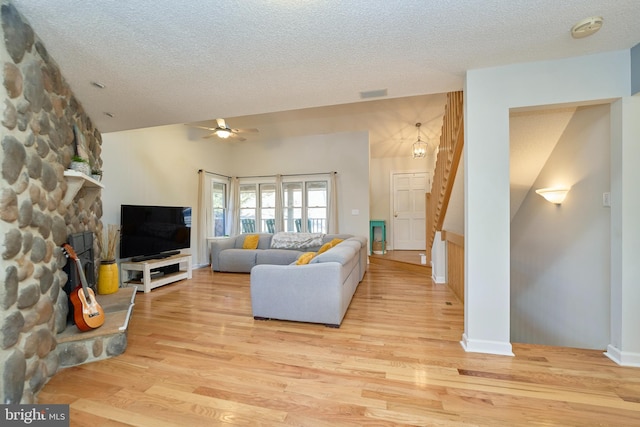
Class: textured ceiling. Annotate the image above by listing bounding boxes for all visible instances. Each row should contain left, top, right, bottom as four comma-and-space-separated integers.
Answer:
9, 0, 640, 135
7, 1, 640, 204
187, 93, 448, 159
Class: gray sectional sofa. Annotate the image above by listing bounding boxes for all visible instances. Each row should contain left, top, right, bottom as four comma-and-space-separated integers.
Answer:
210, 232, 356, 273
251, 235, 367, 327
209, 232, 368, 327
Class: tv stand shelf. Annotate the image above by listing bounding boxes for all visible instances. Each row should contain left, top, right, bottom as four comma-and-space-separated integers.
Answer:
120, 253, 192, 293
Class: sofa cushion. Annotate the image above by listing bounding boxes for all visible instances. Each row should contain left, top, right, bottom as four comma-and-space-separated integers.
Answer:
256, 249, 302, 266
346, 236, 367, 248
340, 240, 362, 252
321, 234, 353, 245
257, 234, 274, 250
310, 245, 356, 265
219, 249, 258, 273
242, 234, 260, 249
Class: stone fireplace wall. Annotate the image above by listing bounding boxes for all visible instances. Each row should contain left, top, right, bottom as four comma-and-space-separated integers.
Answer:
0, 2, 104, 403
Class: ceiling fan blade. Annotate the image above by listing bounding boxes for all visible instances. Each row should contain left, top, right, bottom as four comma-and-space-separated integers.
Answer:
232, 128, 259, 134
229, 133, 246, 142
192, 125, 217, 131
216, 118, 226, 129
202, 133, 217, 139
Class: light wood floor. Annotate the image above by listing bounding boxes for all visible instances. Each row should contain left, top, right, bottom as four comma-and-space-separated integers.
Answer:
39, 264, 640, 426
370, 250, 425, 265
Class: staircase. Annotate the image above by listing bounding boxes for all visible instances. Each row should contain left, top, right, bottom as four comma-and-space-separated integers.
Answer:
426, 91, 464, 262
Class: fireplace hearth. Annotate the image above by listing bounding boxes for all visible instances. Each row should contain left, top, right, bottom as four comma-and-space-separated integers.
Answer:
56, 231, 136, 370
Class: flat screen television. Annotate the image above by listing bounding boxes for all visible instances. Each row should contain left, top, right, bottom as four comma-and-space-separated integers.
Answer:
120, 205, 192, 260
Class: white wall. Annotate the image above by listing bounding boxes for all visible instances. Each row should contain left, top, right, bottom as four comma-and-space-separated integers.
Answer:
101, 126, 369, 265
464, 50, 632, 357
230, 131, 370, 239
510, 104, 610, 349
609, 96, 640, 366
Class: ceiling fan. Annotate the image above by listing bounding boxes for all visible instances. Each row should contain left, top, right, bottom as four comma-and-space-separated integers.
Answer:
191, 118, 258, 142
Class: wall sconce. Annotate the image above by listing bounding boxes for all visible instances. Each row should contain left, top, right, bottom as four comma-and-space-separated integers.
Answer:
535, 188, 570, 205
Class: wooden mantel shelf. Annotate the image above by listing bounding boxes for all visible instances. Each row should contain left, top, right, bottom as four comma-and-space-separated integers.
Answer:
63, 169, 104, 206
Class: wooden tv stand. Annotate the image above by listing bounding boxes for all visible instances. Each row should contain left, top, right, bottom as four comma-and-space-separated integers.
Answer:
120, 253, 192, 293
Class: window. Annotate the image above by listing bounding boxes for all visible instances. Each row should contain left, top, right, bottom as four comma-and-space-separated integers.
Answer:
282, 182, 302, 232
204, 174, 331, 236
211, 182, 226, 236
281, 179, 328, 232
239, 184, 257, 233
260, 183, 276, 233
306, 181, 327, 233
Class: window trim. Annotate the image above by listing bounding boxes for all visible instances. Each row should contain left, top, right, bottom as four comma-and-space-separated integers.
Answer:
207, 175, 228, 238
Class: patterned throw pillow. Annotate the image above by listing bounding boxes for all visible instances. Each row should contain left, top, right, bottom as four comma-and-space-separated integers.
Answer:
242, 234, 260, 249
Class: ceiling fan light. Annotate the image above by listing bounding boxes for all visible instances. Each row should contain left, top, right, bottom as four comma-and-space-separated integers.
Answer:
216, 129, 232, 139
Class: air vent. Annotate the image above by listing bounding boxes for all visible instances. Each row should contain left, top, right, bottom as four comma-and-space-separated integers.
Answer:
571, 16, 603, 39
359, 88, 388, 99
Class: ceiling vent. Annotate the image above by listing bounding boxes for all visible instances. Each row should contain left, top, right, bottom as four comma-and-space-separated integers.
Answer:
360, 89, 388, 99
571, 16, 603, 39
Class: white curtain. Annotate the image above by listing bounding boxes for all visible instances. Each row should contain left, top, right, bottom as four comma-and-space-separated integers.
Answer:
328, 171, 338, 233
227, 177, 240, 236
275, 174, 283, 232
196, 170, 208, 265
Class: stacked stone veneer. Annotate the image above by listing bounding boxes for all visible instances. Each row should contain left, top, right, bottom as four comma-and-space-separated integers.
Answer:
0, 2, 118, 404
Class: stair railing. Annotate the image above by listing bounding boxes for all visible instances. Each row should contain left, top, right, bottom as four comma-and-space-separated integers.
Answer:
426, 91, 464, 262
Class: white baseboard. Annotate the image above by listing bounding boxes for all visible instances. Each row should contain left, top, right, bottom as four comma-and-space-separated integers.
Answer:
460, 333, 514, 356
432, 273, 446, 284
430, 261, 446, 284
605, 344, 640, 367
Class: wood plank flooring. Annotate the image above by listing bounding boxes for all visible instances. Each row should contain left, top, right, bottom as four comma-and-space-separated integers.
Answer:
369, 250, 431, 275
369, 249, 425, 265
39, 264, 640, 426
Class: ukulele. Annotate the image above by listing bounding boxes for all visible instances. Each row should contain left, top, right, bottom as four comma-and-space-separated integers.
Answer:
62, 244, 105, 331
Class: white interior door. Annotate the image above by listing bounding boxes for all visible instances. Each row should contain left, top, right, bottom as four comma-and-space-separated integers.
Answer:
392, 173, 427, 250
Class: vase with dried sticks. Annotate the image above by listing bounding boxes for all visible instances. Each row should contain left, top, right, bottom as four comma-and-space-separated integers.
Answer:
98, 224, 120, 295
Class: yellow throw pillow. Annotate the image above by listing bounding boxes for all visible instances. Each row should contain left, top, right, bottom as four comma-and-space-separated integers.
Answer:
242, 234, 260, 249
329, 238, 343, 247
317, 242, 333, 254
296, 252, 316, 265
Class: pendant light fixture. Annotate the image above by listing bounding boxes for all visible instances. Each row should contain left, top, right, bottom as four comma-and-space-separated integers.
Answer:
412, 122, 427, 159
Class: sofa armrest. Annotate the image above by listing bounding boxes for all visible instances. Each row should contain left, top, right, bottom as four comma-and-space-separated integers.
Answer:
250, 263, 347, 325
210, 237, 237, 271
